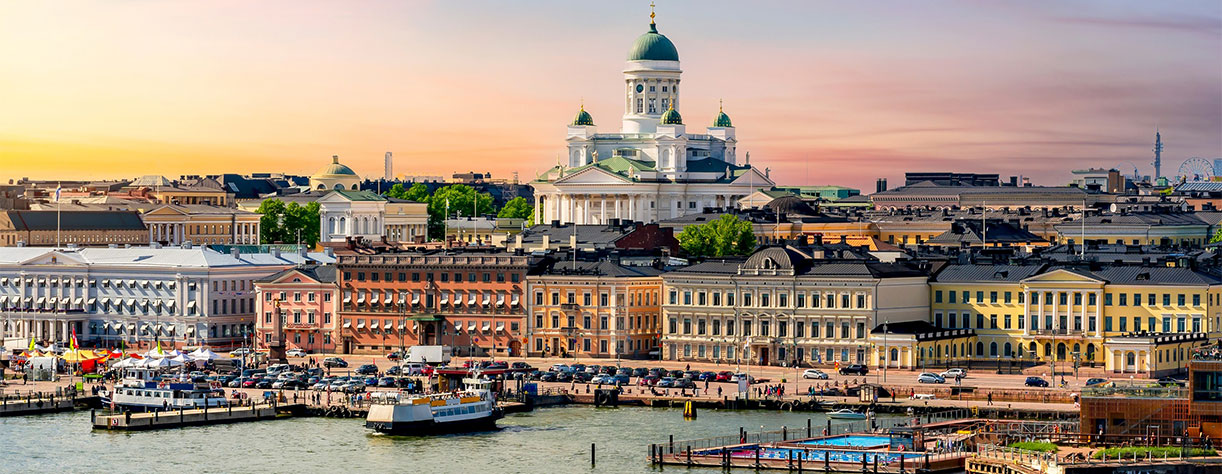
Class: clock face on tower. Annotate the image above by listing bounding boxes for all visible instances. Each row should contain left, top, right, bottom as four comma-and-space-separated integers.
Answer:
636, 84, 644, 93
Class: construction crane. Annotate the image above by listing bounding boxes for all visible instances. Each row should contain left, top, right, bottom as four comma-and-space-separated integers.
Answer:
1118, 162, 1141, 181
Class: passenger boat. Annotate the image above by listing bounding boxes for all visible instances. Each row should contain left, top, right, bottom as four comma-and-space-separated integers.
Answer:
827, 408, 867, 420
101, 367, 228, 411
365, 372, 502, 435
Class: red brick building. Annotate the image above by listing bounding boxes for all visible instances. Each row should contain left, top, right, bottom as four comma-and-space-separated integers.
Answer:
334, 246, 543, 356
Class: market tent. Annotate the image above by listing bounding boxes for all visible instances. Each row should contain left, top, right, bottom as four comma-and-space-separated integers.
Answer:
145, 357, 182, 368
189, 348, 224, 361
60, 349, 104, 363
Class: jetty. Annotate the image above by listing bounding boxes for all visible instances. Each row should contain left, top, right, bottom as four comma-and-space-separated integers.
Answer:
91, 403, 298, 431
0, 395, 76, 416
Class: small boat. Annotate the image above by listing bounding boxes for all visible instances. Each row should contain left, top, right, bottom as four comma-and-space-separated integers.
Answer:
827, 408, 867, 420
365, 370, 503, 435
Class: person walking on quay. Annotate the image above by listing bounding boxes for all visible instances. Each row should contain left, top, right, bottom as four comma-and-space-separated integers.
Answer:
987, 393, 993, 406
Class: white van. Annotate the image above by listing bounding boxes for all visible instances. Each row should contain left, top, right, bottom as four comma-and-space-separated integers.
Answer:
401, 363, 426, 375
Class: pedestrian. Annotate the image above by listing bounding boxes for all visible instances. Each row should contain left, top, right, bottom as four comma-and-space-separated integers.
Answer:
987, 393, 993, 406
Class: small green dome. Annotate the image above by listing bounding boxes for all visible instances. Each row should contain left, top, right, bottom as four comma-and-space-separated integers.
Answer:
627, 23, 679, 61
713, 111, 732, 128
660, 104, 683, 125
316, 155, 357, 177
572, 106, 594, 126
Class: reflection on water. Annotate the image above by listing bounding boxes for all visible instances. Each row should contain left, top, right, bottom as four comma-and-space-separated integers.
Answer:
1, 406, 894, 473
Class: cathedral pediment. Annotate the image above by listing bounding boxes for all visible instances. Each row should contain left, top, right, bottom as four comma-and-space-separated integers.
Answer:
554, 166, 633, 185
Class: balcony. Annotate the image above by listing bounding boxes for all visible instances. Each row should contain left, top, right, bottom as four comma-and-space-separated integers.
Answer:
1029, 328, 1089, 338
560, 303, 580, 311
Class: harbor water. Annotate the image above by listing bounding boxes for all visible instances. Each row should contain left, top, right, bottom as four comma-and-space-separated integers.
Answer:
1, 406, 897, 472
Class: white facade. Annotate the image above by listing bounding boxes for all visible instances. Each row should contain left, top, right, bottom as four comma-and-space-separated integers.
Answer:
318, 191, 428, 243
0, 246, 334, 349
533, 19, 772, 225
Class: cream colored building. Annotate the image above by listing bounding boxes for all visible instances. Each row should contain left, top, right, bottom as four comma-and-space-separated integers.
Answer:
311, 155, 361, 191
141, 204, 262, 246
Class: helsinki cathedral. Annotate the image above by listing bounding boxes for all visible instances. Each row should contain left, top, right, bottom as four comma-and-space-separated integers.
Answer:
532, 10, 772, 225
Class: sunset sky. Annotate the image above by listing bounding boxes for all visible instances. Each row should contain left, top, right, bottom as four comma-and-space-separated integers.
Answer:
1, 1, 1219, 192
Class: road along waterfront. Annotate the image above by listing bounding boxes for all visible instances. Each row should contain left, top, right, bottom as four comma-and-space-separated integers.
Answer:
0, 405, 897, 472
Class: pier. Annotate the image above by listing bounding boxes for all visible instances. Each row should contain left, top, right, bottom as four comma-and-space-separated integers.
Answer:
0, 395, 76, 416
91, 403, 293, 431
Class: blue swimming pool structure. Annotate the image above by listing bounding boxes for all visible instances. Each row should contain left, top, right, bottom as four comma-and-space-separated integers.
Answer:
797, 435, 893, 448
694, 445, 925, 465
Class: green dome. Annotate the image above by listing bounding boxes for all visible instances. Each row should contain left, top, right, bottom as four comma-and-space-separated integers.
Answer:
713, 111, 733, 128
660, 105, 683, 125
316, 156, 357, 177
627, 23, 679, 61
572, 106, 594, 126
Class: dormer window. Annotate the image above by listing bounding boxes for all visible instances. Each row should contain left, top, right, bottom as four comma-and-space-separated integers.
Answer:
762, 258, 773, 269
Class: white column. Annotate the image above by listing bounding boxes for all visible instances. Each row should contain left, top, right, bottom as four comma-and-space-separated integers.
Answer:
601, 195, 607, 224
1023, 289, 1030, 336
583, 196, 590, 224
628, 195, 636, 221
1094, 290, 1102, 337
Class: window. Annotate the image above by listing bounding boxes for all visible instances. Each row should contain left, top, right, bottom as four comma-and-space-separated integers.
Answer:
683, 291, 692, 305
989, 292, 998, 304
1105, 293, 1113, 306
712, 319, 720, 335
1194, 294, 1201, 306
712, 292, 722, 306
1178, 294, 1186, 306
535, 292, 544, 305
795, 293, 804, 308
777, 321, 787, 337
1105, 317, 1113, 332
742, 292, 752, 307
779, 293, 788, 307
1004, 292, 1012, 304
697, 292, 706, 306
976, 291, 984, 303
841, 294, 850, 308
935, 291, 943, 303
668, 291, 677, 305
948, 291, 957, 304
668, 318, 677, 334
742, 321, 751, 336
855, 322, 865, 338
856, 294, 866, 309
840, 323, 850, 339
760, 293, 770, 307
825, 294, 835, 308
697, 319, 706, 335
760, 321, 769, 336
583, 293, 591, 306
600, 293, 608, 307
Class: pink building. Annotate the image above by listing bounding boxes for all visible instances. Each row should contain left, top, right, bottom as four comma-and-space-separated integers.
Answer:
254, 265, 339, 354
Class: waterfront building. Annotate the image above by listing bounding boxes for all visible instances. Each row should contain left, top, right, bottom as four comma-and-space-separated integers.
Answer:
660, 246, 929, 366
0, 245, 333, 350
333, 246, 542, 356
531, 14, 771, 225
318, 190, 428, 243
141, 204, 261, 246
311, 155, 361, 191
1080, 353, 1221, 439
525, 258, 662, 359
253, 264, 339, 354
0, 210, 147, 247
929, 263, 1219, 375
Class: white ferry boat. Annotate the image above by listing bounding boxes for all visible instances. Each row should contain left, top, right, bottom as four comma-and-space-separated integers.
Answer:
102, 367, 228, 411
365, 374, 502, 435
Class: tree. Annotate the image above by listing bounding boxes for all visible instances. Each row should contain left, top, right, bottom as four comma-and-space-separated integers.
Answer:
255, 198, 321, 247
1212, 227, 1222, 244
677, 214, 757, 257
386, 182, 430, 202
426, 184, 494, 239
497, 196, 534, 225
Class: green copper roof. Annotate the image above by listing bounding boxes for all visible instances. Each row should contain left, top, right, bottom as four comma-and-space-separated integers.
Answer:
627, 23, 679, 61
660, 105, 683, 125
713, 110, 733, 127
331, 189, 385, 201
572, 107, 594, 126
315, 156, 358, 177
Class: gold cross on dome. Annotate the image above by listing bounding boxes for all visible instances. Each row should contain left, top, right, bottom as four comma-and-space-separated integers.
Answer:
650, 2, 656, 23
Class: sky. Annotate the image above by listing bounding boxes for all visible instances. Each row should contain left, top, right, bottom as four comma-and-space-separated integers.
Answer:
0, 1, 1219, 192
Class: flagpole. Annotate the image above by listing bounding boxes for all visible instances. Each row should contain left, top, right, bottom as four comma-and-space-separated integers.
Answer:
56, 182, 62, 249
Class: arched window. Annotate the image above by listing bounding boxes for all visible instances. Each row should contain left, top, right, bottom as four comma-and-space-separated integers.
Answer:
975, 341, 984, 356
339, 217, 346, 234
1126, 351, 1136, 366
889, 348, 898, 364
989, 342, 998, 356
1004, 342, 1012, 356
317, 184, 325, 190
334, 183, 344, 190
328, 217, 336, 234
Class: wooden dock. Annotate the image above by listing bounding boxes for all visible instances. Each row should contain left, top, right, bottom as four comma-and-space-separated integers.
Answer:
91, 403, 290, 431
0, 396, 76, 416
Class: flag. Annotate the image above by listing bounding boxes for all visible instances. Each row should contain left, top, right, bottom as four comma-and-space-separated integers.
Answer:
70, 326, 79, 350
54, 186, 62, 202
29, 336, 35, 352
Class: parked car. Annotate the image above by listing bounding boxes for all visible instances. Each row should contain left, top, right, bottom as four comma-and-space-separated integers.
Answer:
939, 368, 967, 379
539, 372, 558, 382
341, 380, 366, 393
355, 364, 379, 375
917, 373, 945, 384
550, 364, 570, 373
242, 378, 260, 388
1024, 376, 1049, 387
572, 372, 593, 383
657, 377, 676, 388
715, 371, 733, 383
1157, 376, 1185, 387
729, 373, 754, 384
555, 372, 573, 383
286, 349, 307, 357
697, 371, 717, 381
672, 378, 696, 389
638, 375, 659, 386
631, 368, 648, 378
385, 351, 403, 361
612, 374, 630, 385
585, 365, 602, 374
668, 369, 685, 378
385, 365, 402, 376
838, 364, 869, 376
255, 378, 275, 389
324, 357, 348, 368
401, 363, 426, 375
802, 369, 829, 380
510, 362, 533, 370
1084, 378, 1108, 386
229, 348, 252, 357
590, 374, 614, 384
378, 377, 396, 387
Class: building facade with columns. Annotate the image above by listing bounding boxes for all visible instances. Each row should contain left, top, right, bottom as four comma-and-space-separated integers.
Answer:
531, 15, 771, 226
141, 204, 261, 246
660, 246, 930, 366
318, 190, 428, 244
929, 264, 1221, 376
0, 245, 334, 351
253, 264, 340, 355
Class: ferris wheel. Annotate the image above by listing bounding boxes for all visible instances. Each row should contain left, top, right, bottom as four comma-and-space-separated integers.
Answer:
1178, 157, 1214, 182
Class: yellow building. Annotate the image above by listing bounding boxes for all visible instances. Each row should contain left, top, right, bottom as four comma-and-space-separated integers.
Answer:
525, 260, 662, 359
927, 264, 1219, 377
1053, 212, 1210, 246
141, 204, 262, 245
